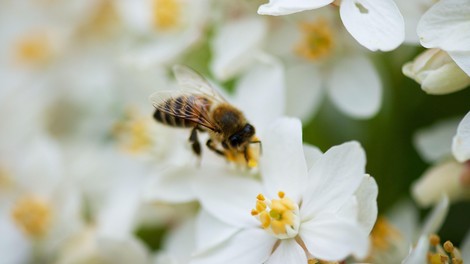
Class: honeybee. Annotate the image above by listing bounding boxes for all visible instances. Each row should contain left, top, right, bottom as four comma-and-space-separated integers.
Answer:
150, 65, 261, 167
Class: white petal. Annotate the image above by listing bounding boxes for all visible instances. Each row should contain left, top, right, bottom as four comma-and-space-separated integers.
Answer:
192, 228, 277, 264
143, 167, 196, 203
402, 235, 429, 264
210, 17, 267, 81
257, 0, 333, 16
285, 63, 324, 122
386, 200, 419, 244
417, 0, 470, 52
192, 174, 262, 227
301, 141, 366, 220
233, 56, 285, 133
303, 144, 323, 171
265, 239, 307, 264
163, 217, 196, 264
355, 175, 378, 234
326, 55, 382, 119
412, 160, 469, 207
452, 111, 470, 162
195, 210, 239, 254
261, 117, 308, 203
97, 237, 150, 264
340, 0, 405, 51
413, 118, 460, 163
419, 196, 449, 236
300, 214, 369, 261
448, 50, 470, 76
0, 209, 32, 264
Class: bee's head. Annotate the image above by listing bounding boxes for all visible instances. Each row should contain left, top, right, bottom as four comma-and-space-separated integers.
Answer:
228, 123, 255, 149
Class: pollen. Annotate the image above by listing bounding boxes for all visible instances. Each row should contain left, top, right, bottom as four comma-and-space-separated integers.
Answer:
11, 196, 52, 238
369, 217, 402, 250
113, 109, 153, 154
295, 19, 334, 61
425, 234, 463, 264
14, 33, 52, 65
251, 191, 300, 239
152, 0, 182, 30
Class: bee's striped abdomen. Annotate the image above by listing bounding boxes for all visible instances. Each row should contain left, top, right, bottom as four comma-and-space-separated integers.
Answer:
153, 95, 210, 128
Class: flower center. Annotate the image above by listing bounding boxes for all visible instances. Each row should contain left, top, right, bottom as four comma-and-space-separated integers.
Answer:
11, 196, 52, 238
112, 109, 154, 154
14, 32, 53, 65
295, 19, 334, 61
427, 234, 463, 264
370, 217, 403, 250
251, 191, 300, 239
78, 0, 120, 38
152, 0, 182, 30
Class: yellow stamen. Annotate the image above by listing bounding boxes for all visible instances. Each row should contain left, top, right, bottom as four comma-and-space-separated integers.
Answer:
443, 241, 454, 253
152, 0, 182, 30
15, 33, 52, 65
113, 109, 154, 154
251, 191, 299, 238
430, 234, 440, 246
11, 196, 52, 238
78, 0, 120, 38
369, 217, 402, 250
295, 19, 334, 61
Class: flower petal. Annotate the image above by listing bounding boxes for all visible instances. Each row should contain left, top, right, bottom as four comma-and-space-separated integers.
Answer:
402, 235, 429, 264
257, 0, 333, 16
448, 50, 470, 76
261, 117, 308, 203
452, 111, 470, 162
233, 56, 285, 133
265, 239, 307, 264
413, 117, 460, 163
301, 141, 366, 219
355, 175, 378, 234
192, 173, 262, 227
300, 214, 369, 261
340, 0, 405, 51
195, 210, 240, 254
143, 167, 196, 203
326, 55, 382, 119
210, 17, 267, 81
192, 228, 277, 264
417, 0, 470, 52
394, 0, 434, 44
163, 217, 196, 264
461, 230, 470, 263
285, 63, 324, 122
303, 143, 323, 171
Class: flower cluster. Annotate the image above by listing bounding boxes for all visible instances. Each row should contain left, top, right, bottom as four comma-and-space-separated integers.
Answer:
0, 0, 469, 264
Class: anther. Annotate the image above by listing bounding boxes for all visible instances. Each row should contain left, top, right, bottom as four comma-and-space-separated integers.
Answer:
257, 194, 265, 201
443, 240, 454, 253
278, 191, 285, 198
251, 209, 259, 216
429, 234, 440, 246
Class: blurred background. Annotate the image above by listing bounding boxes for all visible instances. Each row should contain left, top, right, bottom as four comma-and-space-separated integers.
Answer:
0, 0, 469, 261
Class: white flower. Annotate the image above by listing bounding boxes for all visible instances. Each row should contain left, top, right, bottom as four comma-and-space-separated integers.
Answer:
116, 0, 209, 67
257, 0, 405, 52
0, 137, 83, 263
417, 0, 470, 76
394, 0, 433, 44
153, 217, 196, 264
403, 49, 470, 95
191, 118, 378, 263
267, 11, 382, 120
412, 113, 470, 207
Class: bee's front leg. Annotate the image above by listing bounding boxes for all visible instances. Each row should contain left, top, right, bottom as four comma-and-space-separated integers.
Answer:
206, 139, 225, 157
189, 127, 201, 156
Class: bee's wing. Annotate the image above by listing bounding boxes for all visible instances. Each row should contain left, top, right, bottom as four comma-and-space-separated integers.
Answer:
172, 65, 227, 104
149, 90, 220, 132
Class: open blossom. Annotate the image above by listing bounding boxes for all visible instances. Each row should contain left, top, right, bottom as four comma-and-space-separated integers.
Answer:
412, 112, 470, 207
267, 10, 382, 120
257, 0, 405, 52
191, 118, 378, 263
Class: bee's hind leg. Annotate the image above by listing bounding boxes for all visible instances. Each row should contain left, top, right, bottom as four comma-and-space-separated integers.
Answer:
206, 139, 225, 157
189, 127, 201, 156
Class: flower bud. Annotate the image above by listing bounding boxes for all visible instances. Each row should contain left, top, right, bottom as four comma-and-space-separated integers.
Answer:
403, 49, 470, 95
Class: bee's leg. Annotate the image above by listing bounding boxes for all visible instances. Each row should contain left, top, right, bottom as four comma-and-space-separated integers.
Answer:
206, 139, 225, 156
189, 127, 201, 156
244, 147, 249, 163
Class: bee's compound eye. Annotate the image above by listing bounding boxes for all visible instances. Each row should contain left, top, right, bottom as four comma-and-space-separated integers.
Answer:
244, 124, 255, 136
229, 135, 242, 148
